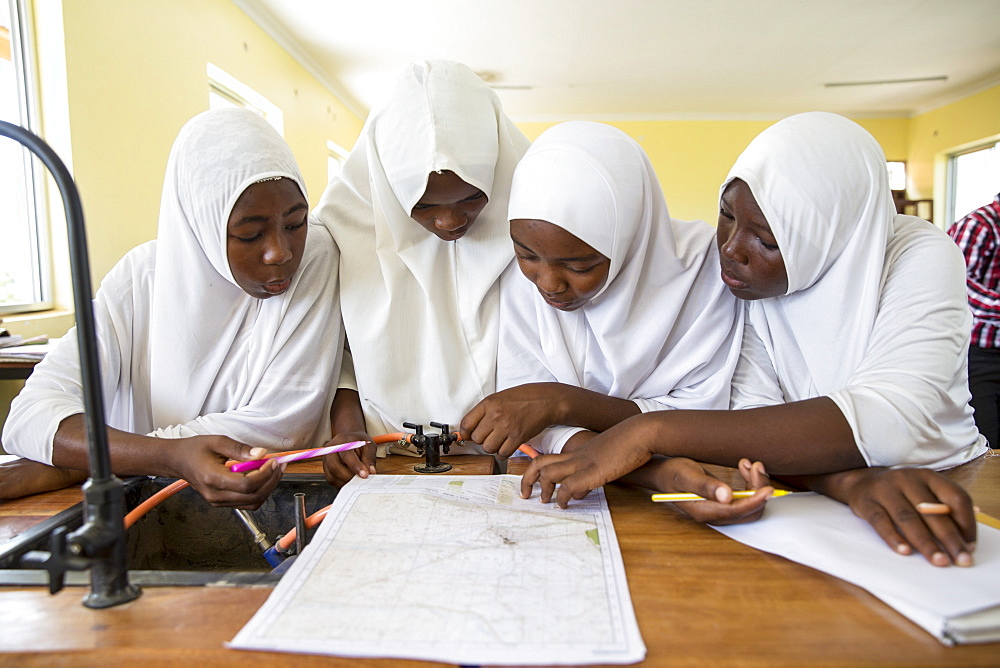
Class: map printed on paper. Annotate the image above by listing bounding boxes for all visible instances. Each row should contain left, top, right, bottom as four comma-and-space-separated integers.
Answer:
229, 474, 646, 665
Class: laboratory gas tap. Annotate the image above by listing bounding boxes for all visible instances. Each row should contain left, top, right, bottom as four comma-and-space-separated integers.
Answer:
402, 421, 456, 473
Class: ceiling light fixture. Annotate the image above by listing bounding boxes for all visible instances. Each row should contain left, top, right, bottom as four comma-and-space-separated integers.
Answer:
824, 76, 948, 87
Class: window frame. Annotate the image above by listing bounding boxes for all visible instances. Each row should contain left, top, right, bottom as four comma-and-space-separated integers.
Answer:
1, 0, 52, 315
207, 62, 284, 136
946, 140, 1000, 225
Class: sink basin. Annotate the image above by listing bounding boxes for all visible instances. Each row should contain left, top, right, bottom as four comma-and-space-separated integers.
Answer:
0, 473, 337, 587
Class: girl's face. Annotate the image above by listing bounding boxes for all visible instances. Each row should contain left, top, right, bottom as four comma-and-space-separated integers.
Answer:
226, 177, 309, 299
716, 179, 789, 300
510, 218, 611, 312
410, 170, 488, 242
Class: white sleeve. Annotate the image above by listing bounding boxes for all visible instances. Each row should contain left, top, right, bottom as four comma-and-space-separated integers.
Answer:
528, 426, 586, 455
827, 228, 988, 469
2, 258, 136, 464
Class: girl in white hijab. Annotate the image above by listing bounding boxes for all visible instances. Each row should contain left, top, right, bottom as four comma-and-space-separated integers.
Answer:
313, 61, 529, 484
463, 121, 743, 452
462, 121, 771, 524
2, 108, 343, 506
522, 113, 986, 565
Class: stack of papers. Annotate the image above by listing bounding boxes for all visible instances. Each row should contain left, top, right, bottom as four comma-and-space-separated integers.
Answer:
713, 492, 1000, 645
230, 474, 646, 665
0, 337, 51, 362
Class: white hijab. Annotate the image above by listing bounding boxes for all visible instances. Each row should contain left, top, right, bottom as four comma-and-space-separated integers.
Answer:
149, 108, 340, 444
502, 122, 742, 414
313, 61, 530, 437
722, 112, 894, 399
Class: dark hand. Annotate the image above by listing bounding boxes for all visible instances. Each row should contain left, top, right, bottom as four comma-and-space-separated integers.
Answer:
167, 435, 284, 509
322, 431, 376, 487
519, 436, 652, 508
651, 457, 772, 525
843, 467, 976, 567
460, 385, 560, 458
0, 458, 88, 499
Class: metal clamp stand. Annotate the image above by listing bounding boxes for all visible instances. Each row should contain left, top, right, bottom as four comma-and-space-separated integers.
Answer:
403, 422, 454, 473
2, 121, 140, 608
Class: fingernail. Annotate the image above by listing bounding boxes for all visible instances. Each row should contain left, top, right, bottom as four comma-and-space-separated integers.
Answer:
249, 447, 267, 458
956, 552, 973, 567
358, 470, 368, 478
895, 543, 912, 555
715, 488, 728, 502
369, 466, 377, 474
931, 551, 950, 567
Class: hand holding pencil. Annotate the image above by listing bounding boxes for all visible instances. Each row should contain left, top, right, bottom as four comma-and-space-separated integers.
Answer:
829, 467, 978, 568
638, 457, 778, 526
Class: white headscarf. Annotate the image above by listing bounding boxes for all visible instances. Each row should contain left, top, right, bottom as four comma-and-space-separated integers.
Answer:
148, 108, 340, 445
724, 112, 988, 467
313, 61, 530, 436
502, 122, 743, 417
723, 112, 895, 399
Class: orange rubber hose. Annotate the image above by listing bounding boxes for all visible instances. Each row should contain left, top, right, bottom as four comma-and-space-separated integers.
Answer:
122, 436, 415, 530
122, 447, 319, 529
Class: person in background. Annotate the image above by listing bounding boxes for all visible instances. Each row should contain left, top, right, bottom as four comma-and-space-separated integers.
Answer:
461, 121, 767, 525
1, 109, 343, 506
948, 192, 1000, 448
522, 112, 988, 565
313, 60, 529, 486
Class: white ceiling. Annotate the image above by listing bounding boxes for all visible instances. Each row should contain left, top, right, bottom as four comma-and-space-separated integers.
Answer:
235, 0, 1000, 121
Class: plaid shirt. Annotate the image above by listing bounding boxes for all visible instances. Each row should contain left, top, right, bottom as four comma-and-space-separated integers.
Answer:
948, 192, 1000, 349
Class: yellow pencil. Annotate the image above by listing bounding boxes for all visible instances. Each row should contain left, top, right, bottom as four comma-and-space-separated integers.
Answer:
651, 489, 795, 503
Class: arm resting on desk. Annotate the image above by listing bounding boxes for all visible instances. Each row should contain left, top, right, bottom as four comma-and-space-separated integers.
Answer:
0, 457, 87, 499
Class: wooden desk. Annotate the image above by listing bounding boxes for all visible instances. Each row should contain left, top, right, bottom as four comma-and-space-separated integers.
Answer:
1, 453, 998, 665
0, 359, 37, 380
0, 361, 38, 380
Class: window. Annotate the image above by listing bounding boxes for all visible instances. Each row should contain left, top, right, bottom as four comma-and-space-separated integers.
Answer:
207, 63, 283, 136
0, 0, 49, 314
886, 161, 906, 191
327, 140, 348, 183
947, 142, 1000, 224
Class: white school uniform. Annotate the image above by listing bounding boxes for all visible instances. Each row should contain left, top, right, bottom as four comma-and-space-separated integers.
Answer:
313, 61, 529, 448
3, 109, 343, 463
501, 122, 744, 453
726, 112, 988, 469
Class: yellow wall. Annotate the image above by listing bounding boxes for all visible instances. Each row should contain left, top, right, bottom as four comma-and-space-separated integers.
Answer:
54, 0, 363, 291
906, 83, 1000, 223
517, 117, 911, 224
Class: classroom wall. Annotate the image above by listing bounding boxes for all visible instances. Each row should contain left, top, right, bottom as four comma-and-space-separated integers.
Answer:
906, 83, 1000, 224
49, 0, 363, 296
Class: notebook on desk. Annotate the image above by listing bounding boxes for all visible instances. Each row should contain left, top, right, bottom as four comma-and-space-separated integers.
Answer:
712, 492, 1000, 646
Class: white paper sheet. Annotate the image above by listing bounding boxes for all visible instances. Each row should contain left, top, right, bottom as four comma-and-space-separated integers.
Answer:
712, 492, 1000, 644
229, 474, 646, 664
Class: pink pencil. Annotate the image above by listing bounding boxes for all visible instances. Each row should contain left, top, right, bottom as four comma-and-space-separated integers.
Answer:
229, 440, 367, 473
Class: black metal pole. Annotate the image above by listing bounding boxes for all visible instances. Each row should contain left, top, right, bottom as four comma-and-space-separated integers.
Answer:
1, 120, 140, 608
